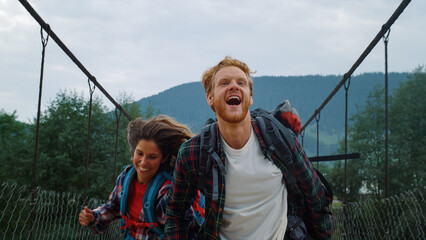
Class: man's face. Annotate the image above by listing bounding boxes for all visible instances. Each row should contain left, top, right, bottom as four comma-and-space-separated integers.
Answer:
207, 66, 253, 123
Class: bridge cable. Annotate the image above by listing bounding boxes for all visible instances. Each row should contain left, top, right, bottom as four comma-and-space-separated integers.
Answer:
113, 108, 122, 181
18, 0, 132, 121
301, 0, 411, 132
343, 77, 351, 203
383, 29, 391, 198
30, 25, 50, 240
84, 79, 96, 199
315, 112, 321, 170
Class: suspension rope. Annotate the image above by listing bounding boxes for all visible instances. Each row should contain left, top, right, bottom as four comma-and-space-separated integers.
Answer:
300, 129, 305, 148
32, 26, 49, 193
315, 112, 320, 169
343, 76, 351, 203
30, 25, 50, 240
84, 79, 96, 199
383, 29, 391, 198
301, 0, 411, 132
113, 108, 122, 181
19, 0, 132, 121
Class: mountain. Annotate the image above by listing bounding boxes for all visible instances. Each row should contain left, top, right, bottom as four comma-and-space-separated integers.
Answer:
137, 72, 408, 156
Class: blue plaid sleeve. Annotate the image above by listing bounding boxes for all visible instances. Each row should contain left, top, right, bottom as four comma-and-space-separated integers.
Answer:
88, 167, 129, 234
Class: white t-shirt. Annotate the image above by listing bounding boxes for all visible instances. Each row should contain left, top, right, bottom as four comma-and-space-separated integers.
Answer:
219, 128, 288, 240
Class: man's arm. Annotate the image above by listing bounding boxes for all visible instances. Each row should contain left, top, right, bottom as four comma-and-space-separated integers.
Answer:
165, 138, 199, 240
274, 100, 332, 238
292, 138, 333, 239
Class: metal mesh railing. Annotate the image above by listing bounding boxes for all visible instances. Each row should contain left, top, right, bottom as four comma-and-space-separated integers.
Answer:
331, 187, 425, 240
0, 181, 424, 239
0, 182, 122, 240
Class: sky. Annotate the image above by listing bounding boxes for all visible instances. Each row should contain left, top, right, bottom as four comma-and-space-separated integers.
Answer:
1, 0, 424, 123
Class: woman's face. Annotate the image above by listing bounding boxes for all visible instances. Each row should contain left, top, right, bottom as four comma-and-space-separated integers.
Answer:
133, 139, 166, 184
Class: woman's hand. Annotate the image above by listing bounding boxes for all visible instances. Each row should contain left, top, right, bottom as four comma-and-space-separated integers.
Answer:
79, 206, 94, 226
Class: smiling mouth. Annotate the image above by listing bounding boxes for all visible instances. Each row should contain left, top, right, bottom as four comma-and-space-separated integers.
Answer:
226, 96, 241, 105
139, 166, 150, 172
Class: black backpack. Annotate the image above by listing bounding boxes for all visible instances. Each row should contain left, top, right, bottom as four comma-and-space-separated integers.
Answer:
198, 108, 333, 240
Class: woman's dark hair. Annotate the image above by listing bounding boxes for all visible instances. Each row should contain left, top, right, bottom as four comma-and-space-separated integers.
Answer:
127, 115, 193, 171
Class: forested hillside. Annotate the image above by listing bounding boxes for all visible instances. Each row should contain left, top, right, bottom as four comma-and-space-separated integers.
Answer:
137, 72, 408, 156
2, 70, 423, 202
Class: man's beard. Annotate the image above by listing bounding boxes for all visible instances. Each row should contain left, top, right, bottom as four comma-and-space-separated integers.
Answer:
214, 97, 250, 123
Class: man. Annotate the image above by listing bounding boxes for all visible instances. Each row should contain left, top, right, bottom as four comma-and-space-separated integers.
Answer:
165, 56, 332, 239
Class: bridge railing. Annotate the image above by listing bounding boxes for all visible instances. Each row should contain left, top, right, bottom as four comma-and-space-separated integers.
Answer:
332, 187, 425, 239
0, 181, 424, 239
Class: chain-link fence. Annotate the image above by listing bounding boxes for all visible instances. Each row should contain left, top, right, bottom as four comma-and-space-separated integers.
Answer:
331, 187, 425, 240
0, 181, 424, 239
0, 182, 121, 240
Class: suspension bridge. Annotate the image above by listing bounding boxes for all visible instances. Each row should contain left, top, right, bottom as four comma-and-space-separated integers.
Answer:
1, 0, 424, 239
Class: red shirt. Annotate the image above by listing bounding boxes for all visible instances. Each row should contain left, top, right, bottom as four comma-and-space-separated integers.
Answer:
128, 178, 148, 236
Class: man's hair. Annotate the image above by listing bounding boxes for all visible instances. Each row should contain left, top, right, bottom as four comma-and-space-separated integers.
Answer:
127, 115, 193, 171
201, 56, 254, 96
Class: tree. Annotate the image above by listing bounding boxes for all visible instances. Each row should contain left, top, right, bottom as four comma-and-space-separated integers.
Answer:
34, 89, 113, 197
329, 86, 386, 202
389, 66, 426, 194
108, 92, 143, 187
0, 110, 31, 184
329, 83, 387, 201
1, 88, 161, 200
330, 67, 425, 201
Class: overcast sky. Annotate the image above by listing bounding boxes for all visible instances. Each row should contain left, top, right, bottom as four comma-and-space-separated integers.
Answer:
1, 0, 424, 123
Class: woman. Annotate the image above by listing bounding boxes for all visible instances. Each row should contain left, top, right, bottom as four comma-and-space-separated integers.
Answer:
79, 115, 198, 239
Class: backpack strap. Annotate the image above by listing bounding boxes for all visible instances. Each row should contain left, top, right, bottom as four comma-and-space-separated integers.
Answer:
120, 166, 136, 230
255, 110, 334, 208
252, 110, 297, 186
120, 166, 171, 239
198, 124, 211, 193
256, 110, 298, 149
192, 191, 206, 226
143, 170, 172, 239
199, 122, 226, 201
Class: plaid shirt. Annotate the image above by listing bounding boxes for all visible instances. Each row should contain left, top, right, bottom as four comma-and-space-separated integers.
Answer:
88, 166, 195, 240
165, 118, 332, 240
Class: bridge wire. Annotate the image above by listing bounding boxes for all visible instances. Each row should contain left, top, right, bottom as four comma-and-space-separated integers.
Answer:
315, 112, 321, 169
113, 108, 122, 181
84, 79, 96, 199
344, 76, 351, 204
18, 0, 132, 121
30, 25, 50, 240
383, 29, 391, 198
301, 0, 411, 132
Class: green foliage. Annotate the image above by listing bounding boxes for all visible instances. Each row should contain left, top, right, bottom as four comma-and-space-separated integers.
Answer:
0, 110, 32, 185
330, 85, 387, 201
330, 67, 425, 201
137, 73, 408, 141
389, 66, 426, 194
110, 92, 143, 185
0, 89, 155, 199
34, 90, 109, 196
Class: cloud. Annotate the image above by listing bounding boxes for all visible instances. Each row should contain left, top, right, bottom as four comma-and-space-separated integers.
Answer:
1, 0, 424, 122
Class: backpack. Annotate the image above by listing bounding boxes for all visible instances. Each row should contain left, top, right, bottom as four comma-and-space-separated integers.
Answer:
120, 166, 172, 239
120, 166, 206, 239
198, 108, 333, 239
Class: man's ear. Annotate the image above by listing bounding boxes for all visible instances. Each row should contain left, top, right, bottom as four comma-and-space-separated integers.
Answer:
207, 92, 214, 107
